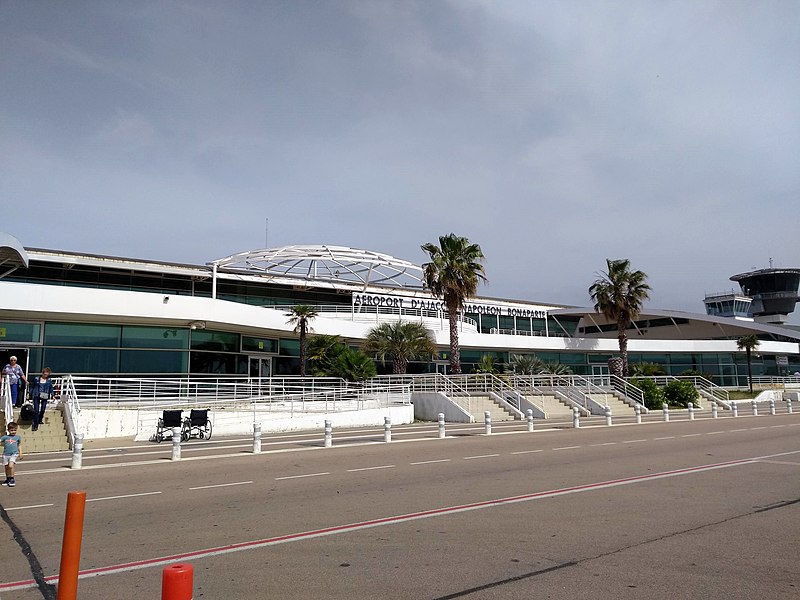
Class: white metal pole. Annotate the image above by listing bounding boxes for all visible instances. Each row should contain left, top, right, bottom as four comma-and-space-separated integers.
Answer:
788, 398, 793, 414
171, 428, 181, 461
70, 433, 84, 469
384, 416, 391, 443
324, 419, 332, 447
438, 413, 446, 438
634, 404, 641, 424
572, 406, 580, 429
769, 398, 776, 415
751, 400, 758, 416
663, 403, 670, 422
732, 402, 738, 417
604, 405, 612, 426
711, 403, 718, 419
253, 422, 262, 454
526, 409, 534, 432
484, 411, 491, 435
688, 402, 694, 420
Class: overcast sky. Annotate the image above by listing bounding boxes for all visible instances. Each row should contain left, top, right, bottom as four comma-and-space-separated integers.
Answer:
1, 1, 798, 320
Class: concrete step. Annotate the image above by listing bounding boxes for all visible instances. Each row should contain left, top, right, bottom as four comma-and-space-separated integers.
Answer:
5, 408, 70, 452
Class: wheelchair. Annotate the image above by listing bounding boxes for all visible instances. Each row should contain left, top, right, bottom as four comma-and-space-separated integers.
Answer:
154, 410, 189, 443
183, 409, 213, 440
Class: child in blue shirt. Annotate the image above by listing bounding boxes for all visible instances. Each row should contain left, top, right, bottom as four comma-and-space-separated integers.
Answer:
2, 421, 22, 487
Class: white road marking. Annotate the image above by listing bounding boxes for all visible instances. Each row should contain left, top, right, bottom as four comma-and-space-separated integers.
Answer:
730, 429, 748, 432
654, 437, 675, 441
751, 427, 767, 430
770, 425, 786, 428
552, 446, 581, 451
511, 449, 543, 455
464, 454, 500, 460
190, 481, 253, 490
87, 491, 162, 503
756, 459, 800, 467
707, 431, 725, 435
410, 459, 451, 465
622, 439, 648, 443
681, 434, 702, 438
275, 472, 330, 481
4, 503, 54, 511
590, 442, 617, 447
346, 465, 395, 472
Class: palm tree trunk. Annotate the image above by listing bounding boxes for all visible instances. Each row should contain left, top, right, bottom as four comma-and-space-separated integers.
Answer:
394, 356, 405, 374
299, 321, 307, 377
447, 298, 461, 374
746, 348, 753, 394
618, 318, 629, 377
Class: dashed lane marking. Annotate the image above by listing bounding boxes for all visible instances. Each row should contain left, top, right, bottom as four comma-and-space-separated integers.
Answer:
622, 439, 647, 443
681, 434, 702, 438
87, 491, 162, 503
189, 481, 253, 491
274, 472, 330, 481
410, 459, 451, 465
654, 437, 675, 440
463, 454, 500, 460
552, 446, 581, 451
510, 449, 543, 455
346, 465, 395, 472
4, 504, 54, 512
590, 442, 617, 447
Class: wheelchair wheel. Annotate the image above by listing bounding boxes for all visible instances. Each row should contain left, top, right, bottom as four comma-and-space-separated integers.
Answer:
203, 421, 212, 441
181, 428, 190, 442
155, 431, 163, 443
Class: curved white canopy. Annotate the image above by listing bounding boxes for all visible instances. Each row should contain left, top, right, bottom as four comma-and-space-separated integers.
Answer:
0, 232, 29, 278
210, 245, 424, 289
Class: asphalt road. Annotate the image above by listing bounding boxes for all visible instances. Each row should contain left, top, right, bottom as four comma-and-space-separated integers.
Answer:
1, 412, 798, 599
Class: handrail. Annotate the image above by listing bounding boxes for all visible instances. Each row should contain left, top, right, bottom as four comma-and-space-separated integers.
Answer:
58, 374, 82, 446
605, 375, 647, 412
638, 376, 712, 409
1, 376, 13, 432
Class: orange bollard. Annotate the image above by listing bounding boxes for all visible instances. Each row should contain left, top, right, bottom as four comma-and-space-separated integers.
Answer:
162, 563, 194, 600
57, 490, 87, 600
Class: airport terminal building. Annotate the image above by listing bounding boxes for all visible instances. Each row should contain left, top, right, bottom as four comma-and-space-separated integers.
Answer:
1, 234, 799, 386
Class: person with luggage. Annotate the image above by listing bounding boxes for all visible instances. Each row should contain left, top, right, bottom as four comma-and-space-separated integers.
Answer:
29, 367, 55, 432
2, 356, 26, 408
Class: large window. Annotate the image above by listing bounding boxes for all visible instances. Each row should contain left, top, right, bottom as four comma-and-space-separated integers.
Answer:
0, 321, 41, 343
120, 350, 188, 373
122, 326, 189, 349
190, 330, 239, 352
43, 348, 119, 373
45, 323, 121, 347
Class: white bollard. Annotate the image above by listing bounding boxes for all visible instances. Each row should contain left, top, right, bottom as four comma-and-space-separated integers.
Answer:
384, 416, 392, 443
171, 427, 181, 461
788, 398, 793, 414
438, 413, 446, 438
324, 420, 332, 447
253, 422, 262, 454
663, 403, 670, 422
484, 411, 492, 435
70, 433, 84, 469
711, 403, 718, 419
526, 409, 534, 432
688, 402, 694, 421
634, 405, 642, 424
604, 405, 612, 426
751, 400, 758, 416
573, 406, 580, 429
732, 402, 738, 417
769, 398, 776, 416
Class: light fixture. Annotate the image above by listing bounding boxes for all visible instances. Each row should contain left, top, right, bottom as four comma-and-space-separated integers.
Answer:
163, 296, 170, 304
189, 321, 206, 330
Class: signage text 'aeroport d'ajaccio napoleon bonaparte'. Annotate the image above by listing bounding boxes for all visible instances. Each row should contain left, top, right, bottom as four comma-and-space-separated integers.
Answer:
351, 292, 550, 319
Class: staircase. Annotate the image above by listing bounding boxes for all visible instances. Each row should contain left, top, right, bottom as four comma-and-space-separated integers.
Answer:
467, 395, 517, 422
1, 406, 70, 453
536, 394, 575, 419
589, 393, 636, 416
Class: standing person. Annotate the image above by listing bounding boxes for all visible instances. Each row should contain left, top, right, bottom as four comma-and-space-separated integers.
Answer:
2, 421, 22, 487
29, 367, 55, 432
2, 356, 26, 408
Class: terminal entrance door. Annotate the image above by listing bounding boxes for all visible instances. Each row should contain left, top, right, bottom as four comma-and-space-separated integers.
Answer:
249, 356, 272, 379
592, 365, 610, 386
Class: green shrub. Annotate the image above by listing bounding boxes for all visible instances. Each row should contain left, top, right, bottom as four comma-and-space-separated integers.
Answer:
663, 380, 699, 408
630, 377, 665, 410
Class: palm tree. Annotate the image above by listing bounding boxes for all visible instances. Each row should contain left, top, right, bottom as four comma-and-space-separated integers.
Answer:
510, 354, 538, 375
421, 233, 487, 374
589, 259, 651, 377
363, 321, 437, 374
285, 305, 319, 376
474, 354, 499, 375
737, 334, 760, 394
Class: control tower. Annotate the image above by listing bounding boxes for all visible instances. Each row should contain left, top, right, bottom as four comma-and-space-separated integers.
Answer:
730, 267, 800, 325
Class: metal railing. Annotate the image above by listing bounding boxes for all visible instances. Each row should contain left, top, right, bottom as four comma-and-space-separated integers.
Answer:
638, 376, 721, 408
65, 375, 411, 411
1, 376, 12, 430
58, 375, 81, 446
605, 375, 647, 411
